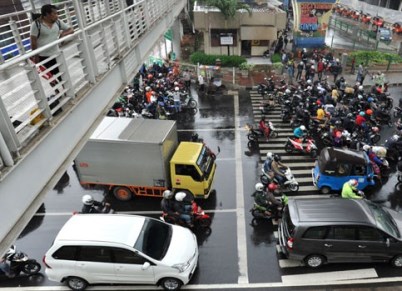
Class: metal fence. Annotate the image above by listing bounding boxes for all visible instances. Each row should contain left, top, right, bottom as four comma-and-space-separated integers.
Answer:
0, 0, 181, 161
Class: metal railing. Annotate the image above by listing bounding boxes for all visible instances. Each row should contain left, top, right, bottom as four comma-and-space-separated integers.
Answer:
0, 0, 180, 168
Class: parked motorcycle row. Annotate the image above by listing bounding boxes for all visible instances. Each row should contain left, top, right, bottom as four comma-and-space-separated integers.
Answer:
107, 71, 198, 120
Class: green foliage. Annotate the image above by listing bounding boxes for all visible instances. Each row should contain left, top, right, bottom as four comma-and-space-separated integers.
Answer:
350, 50, 402, 65
204, 0, 252, 20
271, 53, 281, 63
238, 62, 255, 71
190, 52, 246, 67
272, 62, 283, 70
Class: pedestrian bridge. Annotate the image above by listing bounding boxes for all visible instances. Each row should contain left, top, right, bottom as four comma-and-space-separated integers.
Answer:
0, 0, 187, 254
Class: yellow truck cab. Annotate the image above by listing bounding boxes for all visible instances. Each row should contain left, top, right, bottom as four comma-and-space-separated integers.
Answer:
170, 142, 217, 199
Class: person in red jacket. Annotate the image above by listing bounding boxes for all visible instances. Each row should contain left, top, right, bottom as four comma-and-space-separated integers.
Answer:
259, 116, 271, 140
317, 59, 325, 81
355, 111, 366, 127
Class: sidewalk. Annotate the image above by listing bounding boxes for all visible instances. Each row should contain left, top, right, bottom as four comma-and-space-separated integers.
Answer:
223, 69, 402, 90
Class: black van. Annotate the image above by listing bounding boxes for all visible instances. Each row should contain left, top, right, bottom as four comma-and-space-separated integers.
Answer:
278, 198, 402, 268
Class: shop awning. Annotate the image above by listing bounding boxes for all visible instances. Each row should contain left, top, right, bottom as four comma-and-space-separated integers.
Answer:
240, 26, 277, 40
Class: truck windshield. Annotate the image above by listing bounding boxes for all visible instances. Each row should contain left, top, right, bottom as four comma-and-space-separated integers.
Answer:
367, 202, 400, 238
197, 146, 213, 179
134, 218, 172, 260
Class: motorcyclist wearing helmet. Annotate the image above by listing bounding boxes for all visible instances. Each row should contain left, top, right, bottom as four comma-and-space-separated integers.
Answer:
293, 125, 307, 143
271, 155, 288, 185
363, 145, 384, 167
174, 192, 193, 227
161, 190, 178, 218
263, 152, 274, 173
266, 183, 283, 208
253, 183, 272, 216
0, 247, 15, 278
172, 86, 182, 112
81, 195, 109, 214
315, 104, 325, 121
341, 179, 363, 199
355, 111, 366, 128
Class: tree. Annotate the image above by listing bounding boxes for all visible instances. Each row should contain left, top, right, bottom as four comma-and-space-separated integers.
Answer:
203, 0, 252, 20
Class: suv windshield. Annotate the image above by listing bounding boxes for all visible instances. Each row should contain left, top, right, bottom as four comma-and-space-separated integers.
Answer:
134, 218, 172, 260
367, 202, 400, 238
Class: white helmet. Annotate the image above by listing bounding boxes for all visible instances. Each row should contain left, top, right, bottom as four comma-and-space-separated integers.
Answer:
255, 183, 264, 192
174, 81, 179, 86
311, 65, 315, 69
175, 192, 187, 202
358, 85, 364, 91
163, 190, 174, 199
362, 145, 371, 151
4, 246, 15, 260
285, 89, 291, 94
306, 80, 312, 85
266, 152, 273, 159
82, 194, 94, 205
175, 86, 180, 91
300, 125, 306, 131
145, 86, 151, 91
336, 58, 340, 62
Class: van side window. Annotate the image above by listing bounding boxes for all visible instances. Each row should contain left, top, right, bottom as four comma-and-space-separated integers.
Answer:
113, 248, 147, 265
352, 165, 365, 176
78, 246, 113, 263
358, 226, 385, 241
303, 226, 328, 239
327, 226, 356, 240
52, 246, 78, 260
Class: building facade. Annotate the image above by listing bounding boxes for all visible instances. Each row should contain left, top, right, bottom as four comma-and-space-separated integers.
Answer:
193, 2, 287, 56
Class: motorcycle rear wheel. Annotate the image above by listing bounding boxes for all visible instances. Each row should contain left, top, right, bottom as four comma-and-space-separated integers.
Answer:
23, 261, 41, 275
288, 183, 299, 192
198, 217, 212, 228
371, 134, 381, 144
251, 209, 266, 218
188, 99, 198, 109
270, 131, 278, 138
284, 143, 293, 153
247, 134, 257, 141
260, 174, 270, 185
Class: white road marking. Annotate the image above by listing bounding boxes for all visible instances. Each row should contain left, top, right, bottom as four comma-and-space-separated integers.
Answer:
273, 231, 278, 238
9, 275, 402, 290
234, 91, 249, 284
278, 259, 304, 268
281, 268, 378, 284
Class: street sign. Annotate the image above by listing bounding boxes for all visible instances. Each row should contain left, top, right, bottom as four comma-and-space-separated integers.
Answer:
164, 29, 173, 41
220, 36, 233, 46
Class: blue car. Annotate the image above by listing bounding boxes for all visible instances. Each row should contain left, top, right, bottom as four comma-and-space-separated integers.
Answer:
312, 147, 376, 194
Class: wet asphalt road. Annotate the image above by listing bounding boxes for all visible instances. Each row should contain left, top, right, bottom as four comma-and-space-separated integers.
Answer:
4, 87, 402, 290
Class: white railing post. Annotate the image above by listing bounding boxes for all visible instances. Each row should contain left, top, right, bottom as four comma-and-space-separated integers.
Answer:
57, 51, 75, 98
9, 19, 26, 55
119, 0, 132, 49
99, 23, 112, 69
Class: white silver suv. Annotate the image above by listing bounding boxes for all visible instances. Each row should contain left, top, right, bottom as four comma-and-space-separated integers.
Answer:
44, 214, 198, 290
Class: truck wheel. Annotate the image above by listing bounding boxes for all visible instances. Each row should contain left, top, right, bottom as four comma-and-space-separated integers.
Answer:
320, 186, 331, 194
113, 186, 133, 201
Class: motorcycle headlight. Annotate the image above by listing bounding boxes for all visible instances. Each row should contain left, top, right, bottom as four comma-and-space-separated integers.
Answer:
172, 261, 191, 272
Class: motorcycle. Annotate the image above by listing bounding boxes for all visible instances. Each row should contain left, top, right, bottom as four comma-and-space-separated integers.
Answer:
260, 167, 299, 192
161, 201, 211, 229
79, 202, 115, 214
245, 123, 278, 146
0, 245, 41, 278
284, 136, 318, 158
250, 194, 288, 226
259, 96, 276, 114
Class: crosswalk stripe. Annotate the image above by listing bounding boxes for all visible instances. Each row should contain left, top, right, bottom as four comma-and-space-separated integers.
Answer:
273, 231, 278, 238
281, 268, 378, 284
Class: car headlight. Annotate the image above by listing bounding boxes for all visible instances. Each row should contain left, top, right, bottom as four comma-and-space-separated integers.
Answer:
172, 261, 191, 272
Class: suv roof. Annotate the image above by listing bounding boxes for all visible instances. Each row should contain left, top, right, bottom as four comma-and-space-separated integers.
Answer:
289, 198, 376, 226
55, 214, 146, 246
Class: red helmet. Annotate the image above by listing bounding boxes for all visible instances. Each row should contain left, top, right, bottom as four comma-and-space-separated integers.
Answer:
147, 74, 153, 79
335, 131, 342, 138
366, 109, 373, 116
316, 100, 321, 105
268, 183, 278, 191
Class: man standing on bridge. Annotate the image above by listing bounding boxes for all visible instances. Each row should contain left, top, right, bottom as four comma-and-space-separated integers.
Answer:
30, 4, 74, 94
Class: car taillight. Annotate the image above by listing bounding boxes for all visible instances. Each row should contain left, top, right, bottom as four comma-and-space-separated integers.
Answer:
287, 237, 294, 250
43, 255, 51, 269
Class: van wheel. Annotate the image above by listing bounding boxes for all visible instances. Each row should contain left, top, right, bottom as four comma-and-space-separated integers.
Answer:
391, 255, 402, 267
160, 277, 183, 290
305, 254, 325, 268
320, 186, 331, 194
113, 186, 133, 201
66, 277, 88, 291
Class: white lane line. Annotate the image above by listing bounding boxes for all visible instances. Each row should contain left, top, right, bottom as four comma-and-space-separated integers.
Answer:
234, 91, 249, 284
281, 268, 378, 284
273, 231, 278, 238
11, 275, 402, 290
278, 259, 304, 268
176, 128, 237, 132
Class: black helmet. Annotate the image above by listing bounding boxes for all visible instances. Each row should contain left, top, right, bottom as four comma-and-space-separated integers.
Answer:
274, 154, 281, 162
